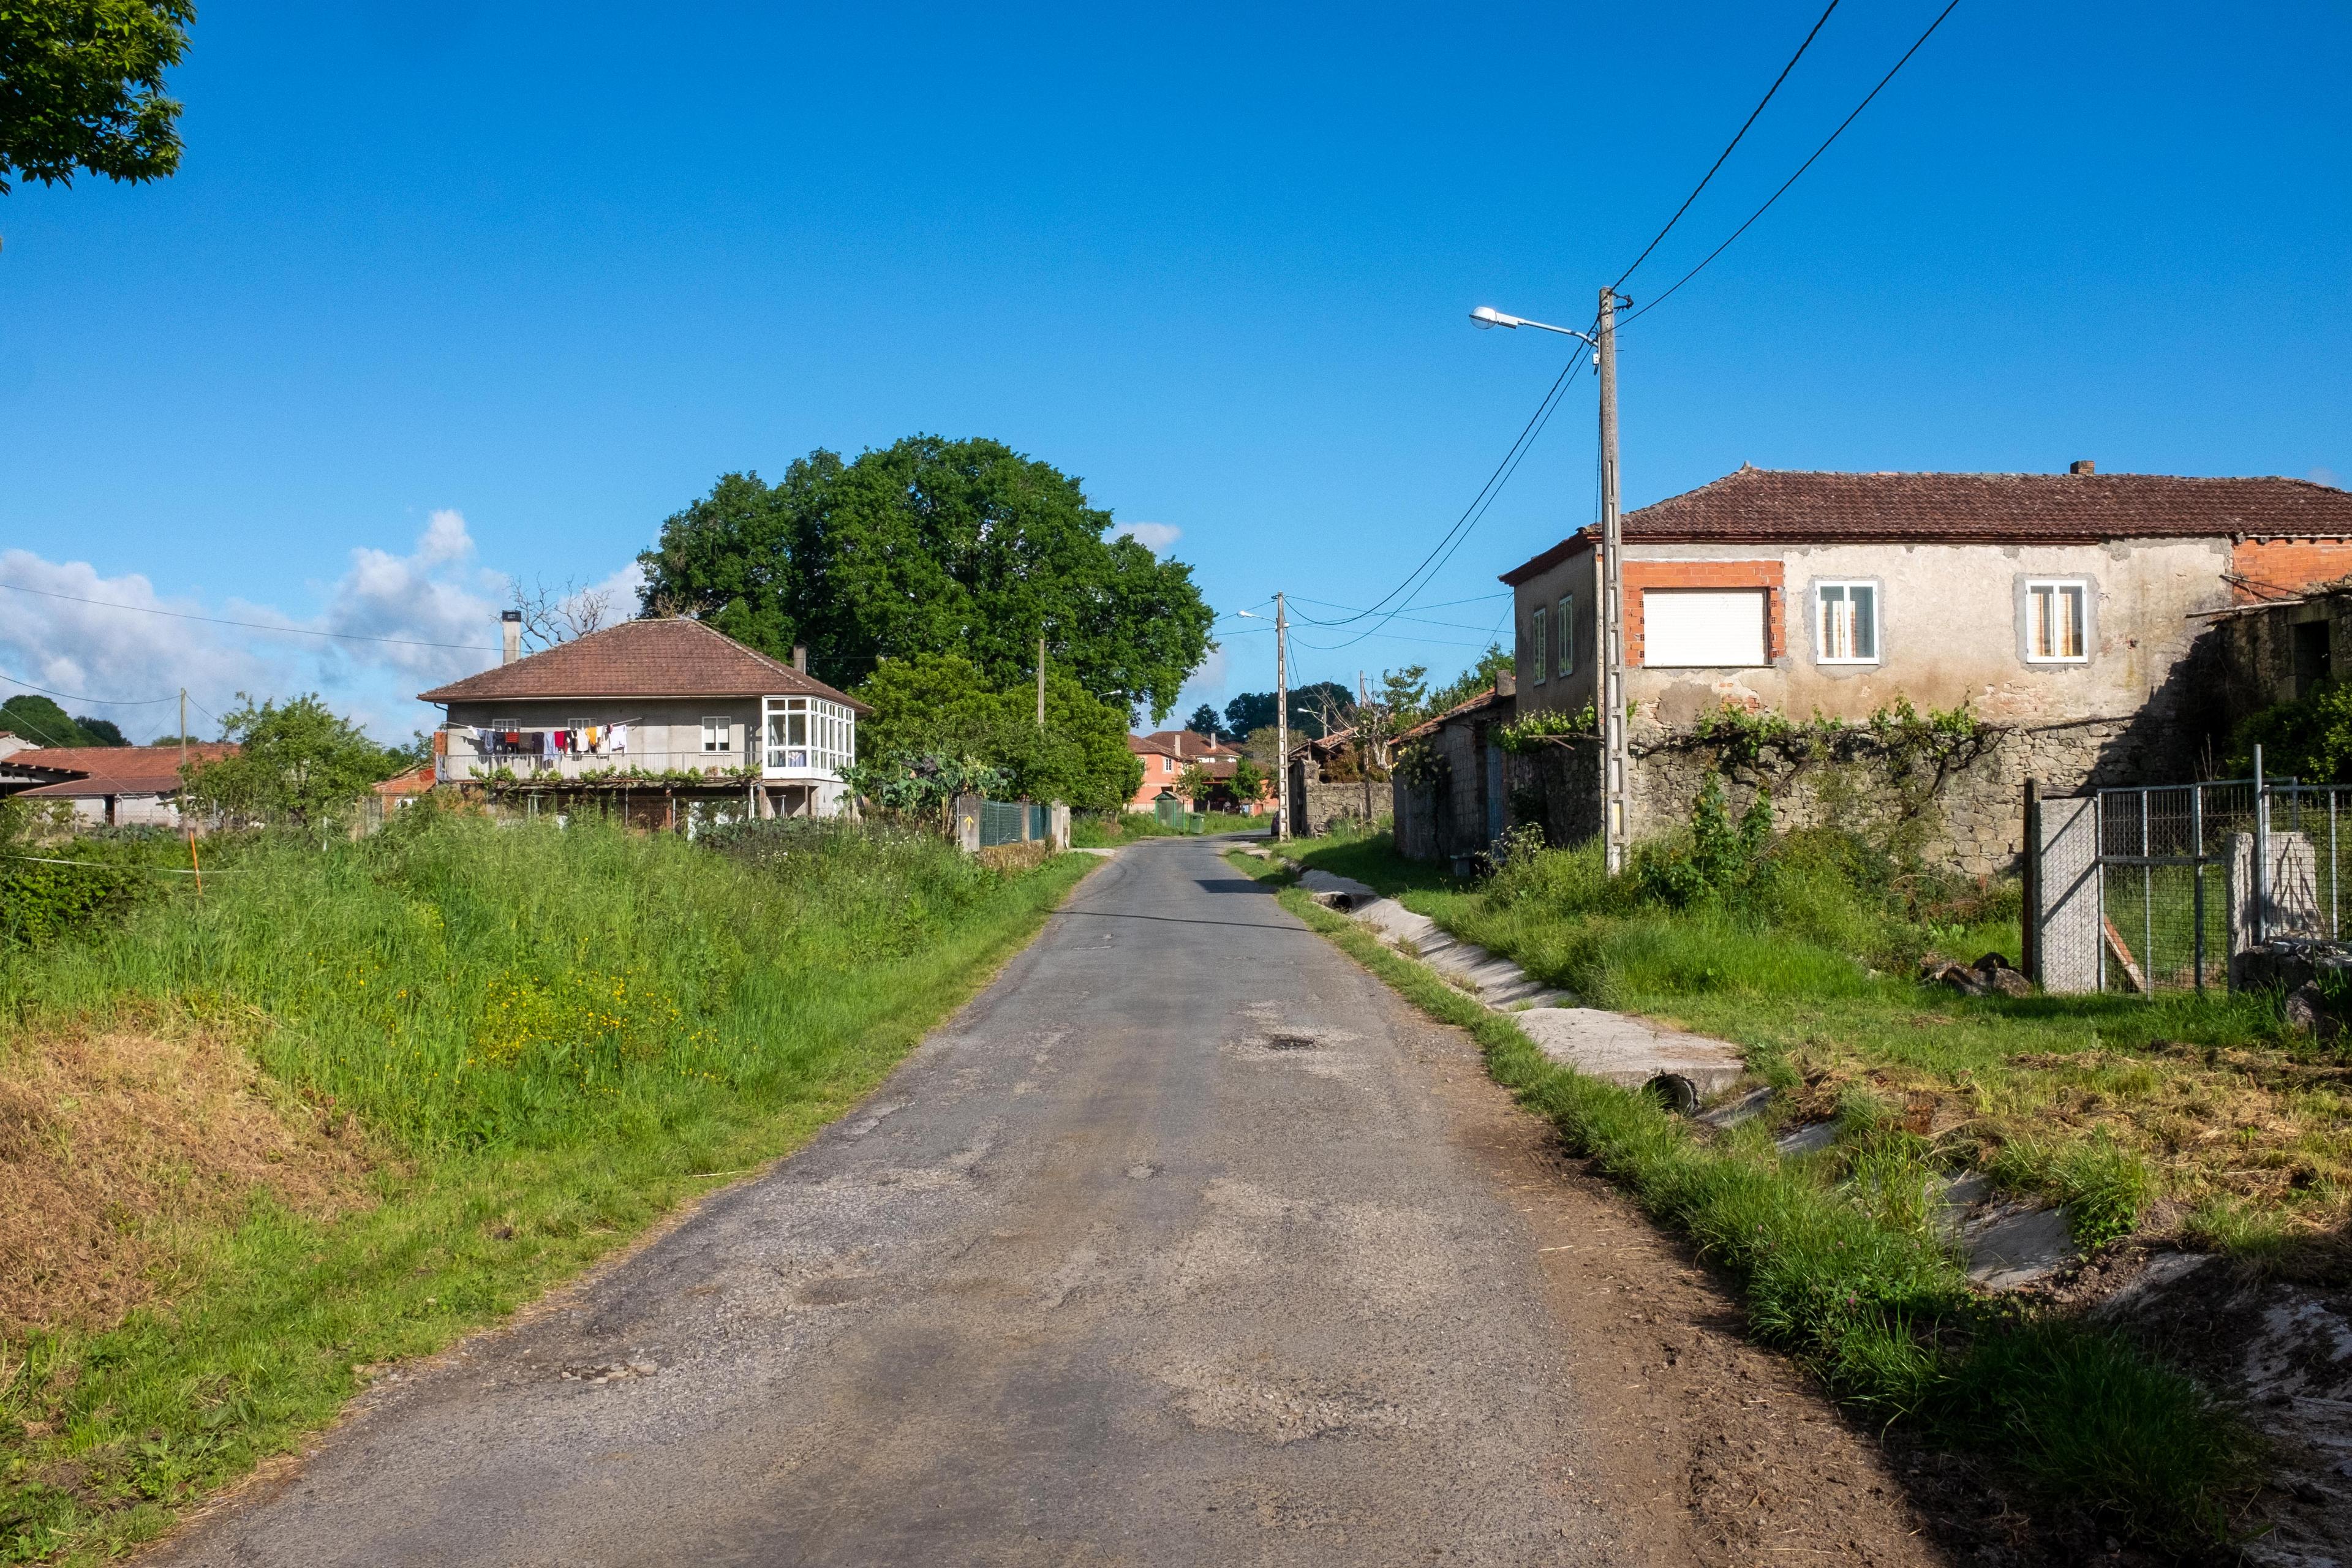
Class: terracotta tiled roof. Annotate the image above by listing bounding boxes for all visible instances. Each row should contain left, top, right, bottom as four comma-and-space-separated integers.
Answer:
372, 762, 438, 798
1501, 468, 2352, 581
6, 744, 235, 797
1401, 685, 1512, 741
1136, 729, 1234, 762
418, 618, 868, 710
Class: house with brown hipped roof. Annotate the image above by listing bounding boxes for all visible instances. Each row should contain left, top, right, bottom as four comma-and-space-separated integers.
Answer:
1396, 464, 2352, 872
1124, 729, 1273, 815
420, 615, 869, 824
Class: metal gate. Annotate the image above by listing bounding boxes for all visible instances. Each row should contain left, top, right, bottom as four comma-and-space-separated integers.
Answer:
978, 800, 1027, 848
2038, 752, 2345, 995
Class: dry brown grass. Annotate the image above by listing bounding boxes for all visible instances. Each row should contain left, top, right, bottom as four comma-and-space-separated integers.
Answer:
1777, 1034, 2352, 1254
0, 1011, 375, 1333
976, 841, 1057, 873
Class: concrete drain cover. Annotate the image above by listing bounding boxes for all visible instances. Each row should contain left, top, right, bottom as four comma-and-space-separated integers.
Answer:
1264, 1033, 1320, 1051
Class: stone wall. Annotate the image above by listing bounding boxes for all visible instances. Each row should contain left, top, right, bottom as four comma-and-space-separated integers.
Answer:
1292, 778, 1385, 835
1501, 739, 1600, 848
1489, 711, 2179, 878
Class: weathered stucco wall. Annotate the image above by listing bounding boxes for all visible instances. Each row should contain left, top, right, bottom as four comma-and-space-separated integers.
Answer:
1613, 538, 2233, 731
1510, 544, 1600, 723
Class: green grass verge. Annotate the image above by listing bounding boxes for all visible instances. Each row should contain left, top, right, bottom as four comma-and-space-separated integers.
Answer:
1287, 835, 2348, 1276
1234, 850, 2261, 1554
2, 814, 1094, 1564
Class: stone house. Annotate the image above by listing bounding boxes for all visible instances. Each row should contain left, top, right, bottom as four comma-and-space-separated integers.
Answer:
420, 616, 867, 826
1390, 679, 1516, 865
1485, 464, 2352, 873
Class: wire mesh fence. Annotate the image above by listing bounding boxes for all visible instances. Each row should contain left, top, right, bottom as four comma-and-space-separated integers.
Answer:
2045, 759, 2350, 995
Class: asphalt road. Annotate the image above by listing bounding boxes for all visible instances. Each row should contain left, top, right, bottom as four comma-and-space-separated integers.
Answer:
151, 837, 1906, 1566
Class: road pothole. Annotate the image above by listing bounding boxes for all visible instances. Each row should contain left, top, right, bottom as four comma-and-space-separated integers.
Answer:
560, 1360, 657, 1385
1263, 1033, 1321, 1051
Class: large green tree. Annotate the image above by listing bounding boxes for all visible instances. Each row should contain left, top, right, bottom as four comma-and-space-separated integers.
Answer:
0, 694, 126, 747
0, 1, 192, 195
638, 437, 1215, 723
850, 652, 1143, 813
182, 694, 405, 827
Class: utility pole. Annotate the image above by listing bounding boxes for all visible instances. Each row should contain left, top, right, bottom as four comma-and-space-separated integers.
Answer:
1597, 286, 1629, 876
1036, 631, 1046, 730
1275, 592, 1290, 841
178, 688, 187, 777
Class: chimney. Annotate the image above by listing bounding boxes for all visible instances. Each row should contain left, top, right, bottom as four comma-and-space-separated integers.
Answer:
791, 644, 808, 674
500, 609, 522, 665
2069, 459, 2096, 476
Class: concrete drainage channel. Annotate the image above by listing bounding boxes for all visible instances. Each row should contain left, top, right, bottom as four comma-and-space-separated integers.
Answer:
1246, 847, 2084, 1294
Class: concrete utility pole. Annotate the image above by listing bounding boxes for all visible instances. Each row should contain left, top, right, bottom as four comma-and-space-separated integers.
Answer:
1597, 286, 1629, 875
1037, 631, 1046, 730
1275, 592, 1290, 842
1469, 292, 1632, 872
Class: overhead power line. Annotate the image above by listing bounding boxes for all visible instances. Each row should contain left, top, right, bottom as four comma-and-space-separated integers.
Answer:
1624, 0, 1964, 327
0, 669, 178, 706
1303, 354, 1590, 653
0, 580, 501, 652
1290, 345, 1591, 635
1611, 0, 1842, 292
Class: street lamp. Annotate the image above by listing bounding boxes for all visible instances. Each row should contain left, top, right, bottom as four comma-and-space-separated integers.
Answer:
1472, 290, 1631, 875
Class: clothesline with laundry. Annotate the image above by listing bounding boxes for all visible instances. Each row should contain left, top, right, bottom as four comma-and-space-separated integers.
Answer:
467, 720, 640, 760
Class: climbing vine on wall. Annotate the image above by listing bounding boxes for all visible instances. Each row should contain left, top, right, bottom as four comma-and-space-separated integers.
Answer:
1494, 706, 1599, 753
1656, 697, 2003, 846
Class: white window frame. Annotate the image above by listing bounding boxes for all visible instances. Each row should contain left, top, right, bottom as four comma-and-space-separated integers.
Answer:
1556, 594, 1575, 678
1814, 581, 1880, 666
1530, 605, 1548, 685
2023, 579, 2091, 665
702, 715, 733, 753
762, 696, 854, 775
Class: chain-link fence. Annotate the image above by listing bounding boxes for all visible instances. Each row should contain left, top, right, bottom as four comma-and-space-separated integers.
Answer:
2036, 752, 2348, 995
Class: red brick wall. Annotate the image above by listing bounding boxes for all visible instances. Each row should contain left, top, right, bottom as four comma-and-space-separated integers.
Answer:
2232, 539, 2352, 603
1621, 559, 1786, 666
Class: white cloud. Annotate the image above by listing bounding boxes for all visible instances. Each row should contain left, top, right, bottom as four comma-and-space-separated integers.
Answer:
0, 551, 282, 741
317, 510, 507, 684
1164, 643, 1231, 728
1114, 521, 1182, 554
0, 512, 639, 744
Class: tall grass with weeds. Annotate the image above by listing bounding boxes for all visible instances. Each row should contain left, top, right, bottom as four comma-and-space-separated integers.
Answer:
1, 805, 1091, 1562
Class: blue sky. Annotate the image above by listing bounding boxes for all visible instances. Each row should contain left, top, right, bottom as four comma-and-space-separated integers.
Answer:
2, 1, 2345, 739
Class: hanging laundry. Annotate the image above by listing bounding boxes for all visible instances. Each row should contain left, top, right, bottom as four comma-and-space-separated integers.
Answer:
610, 723, 628, 754
540, 730, 556, 761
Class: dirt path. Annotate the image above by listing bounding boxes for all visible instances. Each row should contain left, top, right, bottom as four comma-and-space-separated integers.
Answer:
150, 837, 1953, 1567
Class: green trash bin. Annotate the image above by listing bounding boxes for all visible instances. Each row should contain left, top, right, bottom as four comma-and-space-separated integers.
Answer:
1154, 791, 1181, 828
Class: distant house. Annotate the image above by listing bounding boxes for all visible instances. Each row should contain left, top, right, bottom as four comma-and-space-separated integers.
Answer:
0, 743, 235, 829
1471, 463, 2352, 871
420, 617, 870, 823
1125, 729, 1273, 814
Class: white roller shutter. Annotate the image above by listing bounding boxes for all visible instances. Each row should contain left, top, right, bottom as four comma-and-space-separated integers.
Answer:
1642, 589, 1768, 668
